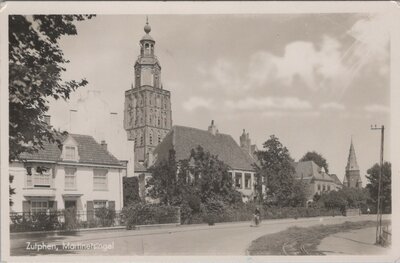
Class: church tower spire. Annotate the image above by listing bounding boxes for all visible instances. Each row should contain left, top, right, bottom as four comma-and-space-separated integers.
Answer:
344, 137, 362, 188
124, 17, 172, 164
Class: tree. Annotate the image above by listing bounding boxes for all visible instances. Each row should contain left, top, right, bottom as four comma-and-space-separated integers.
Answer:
300, 151, 329, 173
147, 149, 179, 205
289, 180, 308, 207
255, 135, 296, 206
147, 146, 242, 206
123, 177, 141, 206
366, 162, 391, 213
9, 15, 94, 160
9, 15, 94, 205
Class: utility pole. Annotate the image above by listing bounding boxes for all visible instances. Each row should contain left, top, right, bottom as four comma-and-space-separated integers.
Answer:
371, 124, 384, 245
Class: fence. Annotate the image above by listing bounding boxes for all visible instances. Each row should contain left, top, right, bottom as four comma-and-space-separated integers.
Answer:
10, 209, 124, 233
10, 206, 181, 233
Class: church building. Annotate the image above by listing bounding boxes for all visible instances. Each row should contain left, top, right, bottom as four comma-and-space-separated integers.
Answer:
343, 138, 362, 188
124, 18, 172, 170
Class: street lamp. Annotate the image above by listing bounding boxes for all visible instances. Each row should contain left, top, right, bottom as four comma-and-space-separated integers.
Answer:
370, 124, 384, 245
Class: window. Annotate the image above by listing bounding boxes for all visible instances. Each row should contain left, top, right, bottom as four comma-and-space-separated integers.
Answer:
158, 134, 161, 143
235, 173, 242, 189
327, 185, 331, 191
317, 184, 321, 191
94, 200, 107, 210
65, 146, 76, 160
65, 167, 77, 190
140, 135, 143, 146
149, 133, 153, 145
31, 201, 48, 213
34, 166, 51, 187
322, 185, 326, 191
245, 173, 252, 189
93, 169, 108, 191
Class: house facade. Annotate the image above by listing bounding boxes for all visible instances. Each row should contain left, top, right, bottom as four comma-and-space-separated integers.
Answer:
10, 134, 125, 214
293, 160, 343, 202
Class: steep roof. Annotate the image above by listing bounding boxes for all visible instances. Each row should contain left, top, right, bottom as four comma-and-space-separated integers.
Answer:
293, 160, 334, 182
18, 134, 122, 166
346, 139, 359, 171
153, 125, 256, 171
329, 174, 343, 186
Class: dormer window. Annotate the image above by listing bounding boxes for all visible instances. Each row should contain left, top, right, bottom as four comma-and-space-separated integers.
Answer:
65, 146, 76, 160
62, 136, 80, 162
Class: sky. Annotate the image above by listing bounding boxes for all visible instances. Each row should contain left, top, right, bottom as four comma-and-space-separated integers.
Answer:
47, 14, 391, 185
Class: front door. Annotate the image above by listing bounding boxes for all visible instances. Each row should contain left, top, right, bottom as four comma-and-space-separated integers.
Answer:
64, 200, 77, 228
65, 200, 76, 209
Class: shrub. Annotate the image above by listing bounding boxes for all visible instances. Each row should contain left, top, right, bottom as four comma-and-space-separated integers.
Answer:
121, 203, 179, 229
95, 207, 116, 227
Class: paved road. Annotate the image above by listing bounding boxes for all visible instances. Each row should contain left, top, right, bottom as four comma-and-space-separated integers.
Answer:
11, 214, 386, 256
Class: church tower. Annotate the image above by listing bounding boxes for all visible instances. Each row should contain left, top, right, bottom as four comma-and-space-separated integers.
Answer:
124, 18, 172, 163
343, 138, 362, 188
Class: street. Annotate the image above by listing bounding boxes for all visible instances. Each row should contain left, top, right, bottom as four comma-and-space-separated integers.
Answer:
10, 214, 388, 256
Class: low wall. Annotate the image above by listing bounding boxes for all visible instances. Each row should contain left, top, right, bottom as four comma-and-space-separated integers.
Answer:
345, 208, 360, 216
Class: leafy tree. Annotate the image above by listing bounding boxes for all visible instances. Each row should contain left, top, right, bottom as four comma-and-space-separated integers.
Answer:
255, 135, 296, 206
147, 149, 179, 205
338, 187, 369, 209
300, 151, 329, 173
123, 177, 141, 206
147, 146, 242, 207
319, 190, 347, 212
289, 180, 308, 207
188, 146, 239, 203
366, 162, 391, 213
9, 15, 94, 205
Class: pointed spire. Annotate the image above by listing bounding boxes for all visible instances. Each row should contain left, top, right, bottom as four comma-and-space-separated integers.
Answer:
346, 137, 359, 171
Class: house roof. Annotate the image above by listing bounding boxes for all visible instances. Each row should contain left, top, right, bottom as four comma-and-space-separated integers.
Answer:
18, 134, 122, 167
329, 174, 343, 186
153, 125, 256, 171
293, 160, 334, 182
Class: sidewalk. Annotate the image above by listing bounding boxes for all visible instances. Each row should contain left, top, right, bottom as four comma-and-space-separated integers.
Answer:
317, 227, 391, 255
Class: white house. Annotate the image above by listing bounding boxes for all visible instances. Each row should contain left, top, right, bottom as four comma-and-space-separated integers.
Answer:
10, 133, 125, 216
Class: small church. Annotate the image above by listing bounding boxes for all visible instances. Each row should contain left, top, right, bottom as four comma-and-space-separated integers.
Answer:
343, 139, 362, 188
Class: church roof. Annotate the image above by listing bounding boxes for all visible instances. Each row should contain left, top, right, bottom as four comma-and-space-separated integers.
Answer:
152, 125, 256, 171
18, 134, 122, 167
346, 139, 359, 171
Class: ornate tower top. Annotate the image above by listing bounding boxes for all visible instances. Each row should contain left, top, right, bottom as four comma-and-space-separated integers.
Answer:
346, 138, 359, 171
144, 16, 151, 34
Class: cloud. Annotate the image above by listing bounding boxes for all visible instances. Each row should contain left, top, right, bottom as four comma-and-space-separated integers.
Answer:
320, 102, 345, 111
224, 96, 312, 111
348, 14, 390, 57
183, 96, 214, 111
248, 36, 347, 92
364, 104, 390, 114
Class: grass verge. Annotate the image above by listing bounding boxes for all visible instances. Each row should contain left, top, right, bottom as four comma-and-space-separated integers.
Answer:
247, 220, 390, 255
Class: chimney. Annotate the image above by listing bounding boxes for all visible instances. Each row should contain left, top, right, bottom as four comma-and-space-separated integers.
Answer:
208, 120, 218, 135
44, 115, 51, 126
100, 140, 107, 151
